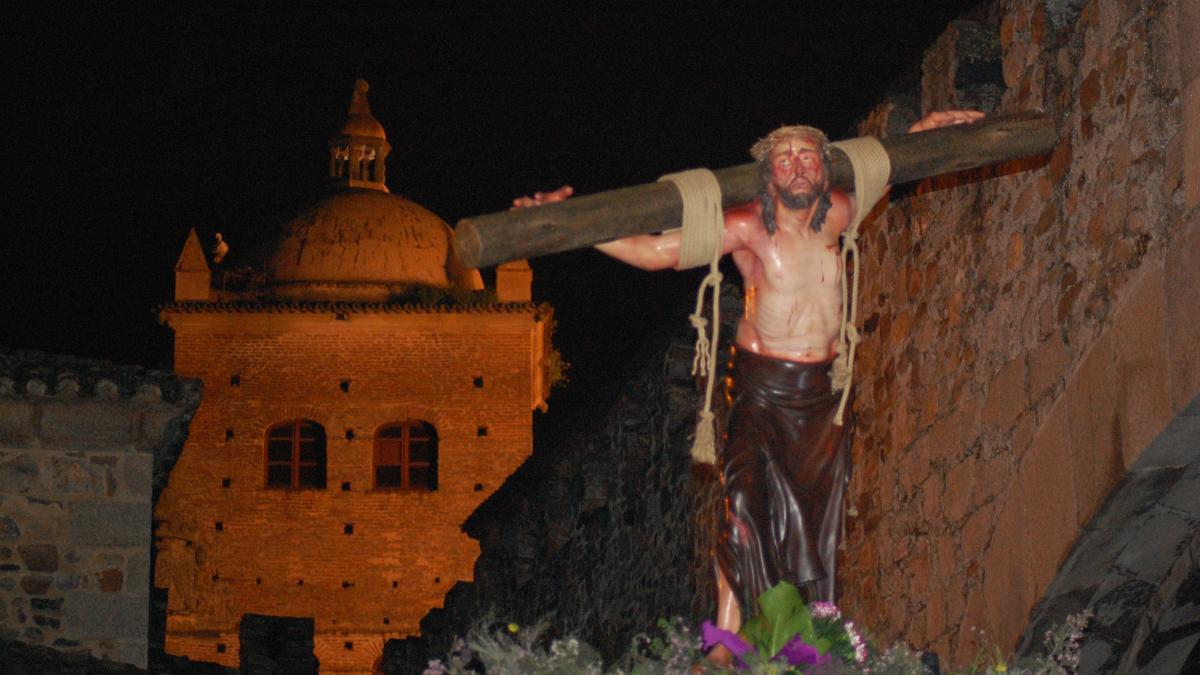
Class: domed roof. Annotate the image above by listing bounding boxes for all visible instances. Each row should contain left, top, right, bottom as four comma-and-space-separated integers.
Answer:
233, 79, 483, 302
261, 189, 477, 301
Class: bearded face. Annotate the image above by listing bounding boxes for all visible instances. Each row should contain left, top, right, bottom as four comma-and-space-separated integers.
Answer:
763, 135, 828, 209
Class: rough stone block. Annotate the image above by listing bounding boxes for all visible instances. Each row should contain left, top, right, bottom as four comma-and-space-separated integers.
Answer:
17, 545, 58, 572
97, 568, 123, 592
0, 515, 20, 539
63, 591, 148, 640
20, 575, 52, 595
68, 501, 150, 548
3, 497, 67, 540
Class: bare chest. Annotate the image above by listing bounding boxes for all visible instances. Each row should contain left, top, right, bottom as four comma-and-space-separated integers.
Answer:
742, 230, 844, 294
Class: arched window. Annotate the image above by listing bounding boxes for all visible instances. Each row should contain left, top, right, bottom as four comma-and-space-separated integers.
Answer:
265, 420, 327, 489
374, 421, 437, 490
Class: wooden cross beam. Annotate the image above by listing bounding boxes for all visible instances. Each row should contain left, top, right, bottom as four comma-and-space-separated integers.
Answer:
453, 112, 1057, 269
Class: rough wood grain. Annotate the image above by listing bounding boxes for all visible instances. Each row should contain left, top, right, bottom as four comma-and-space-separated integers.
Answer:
454, 112, 1057, 269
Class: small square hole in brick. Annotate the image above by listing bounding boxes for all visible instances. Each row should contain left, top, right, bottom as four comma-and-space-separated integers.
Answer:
217, 643, 226, 653
225, 429, 234, 441
255, 577, 261, 585
392, 580, 398, 588
477, 426, 488, 437
341, 482, 352, 491
342, 581, 354, 588
473, 376, 484, 388
230, 375, 240, 387
344, 641, 354, 651
345, 428, 355, 440
215, 522, 223, 531
474, 483, 484, 492
344, 524, 354, 535
434, 576, 441, 584
221, 478, 231, 488
212, 574, 220, 582
297, 579, 304, 585
383, 617, 390, 625
340, 379, 351, 393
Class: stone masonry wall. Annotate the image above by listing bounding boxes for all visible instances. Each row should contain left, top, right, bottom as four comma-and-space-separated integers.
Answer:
0, 348, 201, 668
840, 0, 1200, 666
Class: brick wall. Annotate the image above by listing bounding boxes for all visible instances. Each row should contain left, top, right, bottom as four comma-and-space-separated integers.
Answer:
155, 307, 545, 672
840, 0, 1199, 666
0, 350, 200, 668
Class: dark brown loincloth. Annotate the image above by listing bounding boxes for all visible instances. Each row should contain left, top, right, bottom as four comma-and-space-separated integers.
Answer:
715, 347, 851, 611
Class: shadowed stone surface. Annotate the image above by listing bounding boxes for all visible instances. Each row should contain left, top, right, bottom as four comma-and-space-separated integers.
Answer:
381, 288, 738, 674
1017, 393, 1200, 674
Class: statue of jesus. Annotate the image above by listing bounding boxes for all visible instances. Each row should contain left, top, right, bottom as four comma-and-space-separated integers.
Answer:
514, 110, 982, 646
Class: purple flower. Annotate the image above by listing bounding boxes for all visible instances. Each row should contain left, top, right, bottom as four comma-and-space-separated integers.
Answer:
703, 621, 837, 670
701, 622, 753, 668
778, 635, 834, 667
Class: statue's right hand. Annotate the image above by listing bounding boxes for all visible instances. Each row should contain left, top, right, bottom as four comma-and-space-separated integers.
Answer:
511, 185, 574, 209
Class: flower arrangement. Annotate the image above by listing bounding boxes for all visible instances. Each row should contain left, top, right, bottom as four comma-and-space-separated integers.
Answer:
699, 582, 866, 670
423, 584, 1091, 674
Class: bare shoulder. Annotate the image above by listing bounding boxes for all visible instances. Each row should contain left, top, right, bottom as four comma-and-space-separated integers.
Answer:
724, 201, 764, 231
723, 201, 765, 247
826, 189, 854, 233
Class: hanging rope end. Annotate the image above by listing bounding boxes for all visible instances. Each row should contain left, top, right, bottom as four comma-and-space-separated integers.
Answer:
690, 409, 718, 464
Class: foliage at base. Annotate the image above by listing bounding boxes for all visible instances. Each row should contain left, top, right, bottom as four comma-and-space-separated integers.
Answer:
423, 586, 1091, 675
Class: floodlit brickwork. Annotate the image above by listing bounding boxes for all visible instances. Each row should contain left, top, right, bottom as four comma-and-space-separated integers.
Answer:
153, 80, 551, 673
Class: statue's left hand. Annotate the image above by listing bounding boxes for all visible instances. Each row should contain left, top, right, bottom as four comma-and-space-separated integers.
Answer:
908, 110, 984, 133
511, 185, 574, 209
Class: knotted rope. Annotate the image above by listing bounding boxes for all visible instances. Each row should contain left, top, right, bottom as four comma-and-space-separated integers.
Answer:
828, 136, 891, 426
659, 168, 724, 464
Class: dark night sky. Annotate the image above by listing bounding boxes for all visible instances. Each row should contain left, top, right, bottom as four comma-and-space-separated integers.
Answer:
1, 5, 976, 425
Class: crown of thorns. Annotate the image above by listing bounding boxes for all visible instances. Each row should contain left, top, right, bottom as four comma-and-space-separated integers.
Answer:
749, 125, 831, 162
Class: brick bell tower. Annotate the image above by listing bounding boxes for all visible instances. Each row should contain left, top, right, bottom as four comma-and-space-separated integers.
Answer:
155, 80, 553, 672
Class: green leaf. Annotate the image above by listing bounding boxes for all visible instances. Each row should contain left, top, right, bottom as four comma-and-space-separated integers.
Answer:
755, 582, 816, 658
740, 613, 773, 659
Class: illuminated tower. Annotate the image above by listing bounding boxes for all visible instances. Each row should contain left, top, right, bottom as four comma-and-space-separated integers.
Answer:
155, 80, 551, 672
